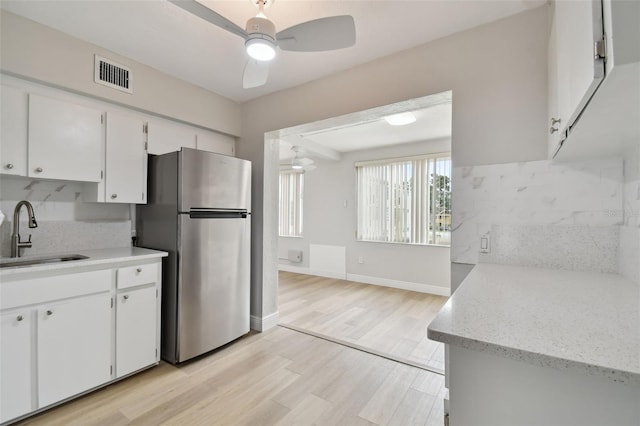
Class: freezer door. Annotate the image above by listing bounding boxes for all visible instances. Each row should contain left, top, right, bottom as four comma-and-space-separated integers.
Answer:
179, 148, 251, 212
177, 214, 251, 362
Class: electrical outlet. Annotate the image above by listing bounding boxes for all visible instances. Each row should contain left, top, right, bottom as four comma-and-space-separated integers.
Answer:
357, 256, 364, 264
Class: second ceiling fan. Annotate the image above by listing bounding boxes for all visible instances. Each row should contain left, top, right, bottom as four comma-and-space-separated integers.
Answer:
169, 0, 356, 89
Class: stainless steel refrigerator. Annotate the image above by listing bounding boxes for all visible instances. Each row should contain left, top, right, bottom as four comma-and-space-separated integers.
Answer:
136, 148, 251, 364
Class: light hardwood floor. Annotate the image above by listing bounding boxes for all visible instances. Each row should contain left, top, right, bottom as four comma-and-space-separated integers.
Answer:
278, 272, 448, 372
19, 327, 446, 426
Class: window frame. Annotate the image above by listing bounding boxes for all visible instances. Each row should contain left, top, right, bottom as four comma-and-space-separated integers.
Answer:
278, 169, 304, 238
355, 152, 451, 247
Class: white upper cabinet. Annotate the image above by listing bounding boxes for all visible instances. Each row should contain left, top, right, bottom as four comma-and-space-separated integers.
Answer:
0, 86, 28, 176
105, 112, 147, 204
196, 129, 235, 156
147, 119, 196, 155
552, 0, 640, 160
548, 0, 604, 158
28, 94, 104, 182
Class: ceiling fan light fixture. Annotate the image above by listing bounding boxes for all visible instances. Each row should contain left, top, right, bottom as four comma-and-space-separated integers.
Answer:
384, 112, 416, 126
246, 37, 276, 61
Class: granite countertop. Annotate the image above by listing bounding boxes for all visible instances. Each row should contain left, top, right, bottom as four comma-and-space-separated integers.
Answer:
428, 263, 640, 385
0, 247, 168, 277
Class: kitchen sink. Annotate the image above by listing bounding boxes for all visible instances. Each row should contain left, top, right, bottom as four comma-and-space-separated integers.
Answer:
0, 254, 89, 269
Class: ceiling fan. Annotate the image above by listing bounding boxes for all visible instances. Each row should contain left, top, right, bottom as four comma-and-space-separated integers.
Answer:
283, 146, 316, 172
169, 0, 356, 89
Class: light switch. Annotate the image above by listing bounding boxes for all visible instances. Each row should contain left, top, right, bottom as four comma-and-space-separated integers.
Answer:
480, 234, 490, 253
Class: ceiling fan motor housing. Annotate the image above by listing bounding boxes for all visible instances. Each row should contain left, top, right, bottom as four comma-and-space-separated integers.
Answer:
246, 16, 276, 41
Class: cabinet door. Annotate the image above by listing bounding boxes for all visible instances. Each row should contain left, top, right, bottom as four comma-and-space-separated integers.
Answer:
28, 94, 104, 182
37, 293, 111, 408
196, 130, 235, 156
116, 286, 157, 378
554, 0, 604, 131
0, 86, 28, 176
105, 112, 147, 204
147, 119, 196, 155
0, 310, 32, 423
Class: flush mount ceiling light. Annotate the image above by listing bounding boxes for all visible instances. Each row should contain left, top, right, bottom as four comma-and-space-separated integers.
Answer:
384, 112, 417, 126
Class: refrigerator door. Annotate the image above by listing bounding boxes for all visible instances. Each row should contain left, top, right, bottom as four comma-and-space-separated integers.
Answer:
177, 214, 251, 362
179, 148, 251, 212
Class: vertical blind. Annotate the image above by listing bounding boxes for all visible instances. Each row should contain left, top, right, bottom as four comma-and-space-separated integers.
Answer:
279, 171, 304, 237
356, 154, 451, 246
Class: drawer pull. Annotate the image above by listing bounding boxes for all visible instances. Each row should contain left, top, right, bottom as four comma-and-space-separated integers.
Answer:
35, 167, 43, 173
123, 295, 130, 300
6, 163, 14, 170
46, 310, 53, 316
17, 315, 23, 322
136, 267, 142, 273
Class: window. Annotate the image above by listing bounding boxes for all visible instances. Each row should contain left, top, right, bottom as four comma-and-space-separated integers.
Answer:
279, 171, 304, 237
356, 154, 451, 246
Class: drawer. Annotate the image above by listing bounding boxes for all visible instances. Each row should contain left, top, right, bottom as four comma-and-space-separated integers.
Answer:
117, 263, 159, 289
1, 269, 111, 310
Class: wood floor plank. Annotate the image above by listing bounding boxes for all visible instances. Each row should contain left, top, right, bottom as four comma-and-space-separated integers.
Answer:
279, 271, 448, 371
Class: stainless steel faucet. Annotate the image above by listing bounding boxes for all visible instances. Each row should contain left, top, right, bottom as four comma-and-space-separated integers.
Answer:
11, 201, 38, 258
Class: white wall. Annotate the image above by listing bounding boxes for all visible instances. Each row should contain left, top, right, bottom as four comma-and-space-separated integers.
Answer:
239, 6, 548, 320
279, 139, 451, 293
0, 10, 241, 136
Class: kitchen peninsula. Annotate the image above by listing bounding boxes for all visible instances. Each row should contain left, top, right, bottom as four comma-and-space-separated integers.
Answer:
428, 263, 640, 425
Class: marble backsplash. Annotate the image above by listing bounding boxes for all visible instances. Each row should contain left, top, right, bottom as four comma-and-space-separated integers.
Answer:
619, 145, 640, 283
451, 157, 624, 273
0, 220, 132, 257
0, 176, 132, 257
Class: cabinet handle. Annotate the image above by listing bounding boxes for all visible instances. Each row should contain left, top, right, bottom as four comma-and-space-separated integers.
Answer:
17, 314, 23, 322
550, 117, 561, 126
46, 310, 53, 316
111, 194, 118, 199
136, 267, 142, 273
6, 163, 14, 169
549, 126, 559, 134
35, 167, 43, 173
123, 295, 130, 300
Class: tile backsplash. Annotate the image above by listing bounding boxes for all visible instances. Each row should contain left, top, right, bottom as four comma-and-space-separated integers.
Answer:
0, 177, 131, 257
451, 157, 624, 273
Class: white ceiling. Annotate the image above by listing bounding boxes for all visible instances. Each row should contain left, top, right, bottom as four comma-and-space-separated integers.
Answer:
1, 0, 545, 103
279, 92, 452, 162
301, 102, 451, 153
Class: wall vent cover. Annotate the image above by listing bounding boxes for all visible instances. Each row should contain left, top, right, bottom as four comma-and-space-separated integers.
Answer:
94, 55, 133, 94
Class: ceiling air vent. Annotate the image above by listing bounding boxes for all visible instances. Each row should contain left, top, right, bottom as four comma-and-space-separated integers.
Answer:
94, 55, 133, 94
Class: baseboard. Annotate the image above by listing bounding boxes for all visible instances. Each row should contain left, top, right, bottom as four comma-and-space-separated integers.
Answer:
278, 264, 346, 280
278, 264, 450, 296
345, 273, 450, 296
250, 311, 280, 332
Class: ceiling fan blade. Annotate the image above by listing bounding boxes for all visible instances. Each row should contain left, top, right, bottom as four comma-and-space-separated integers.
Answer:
243, 59, 270, 89
168, 0, 247, 39
276, 15, 356, 52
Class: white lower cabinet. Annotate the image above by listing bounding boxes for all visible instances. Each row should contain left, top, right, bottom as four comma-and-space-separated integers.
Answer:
0, 258, 162, 424
0, 310, 33, 422
37, 293, 112, 407
116, 286, 157, 378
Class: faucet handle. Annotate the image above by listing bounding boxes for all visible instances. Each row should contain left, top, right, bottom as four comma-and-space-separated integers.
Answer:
27, 234, 32, 243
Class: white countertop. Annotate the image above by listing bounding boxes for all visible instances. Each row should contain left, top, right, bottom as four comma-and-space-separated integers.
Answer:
428, 263, 640, 385
0, 247, 167, 277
